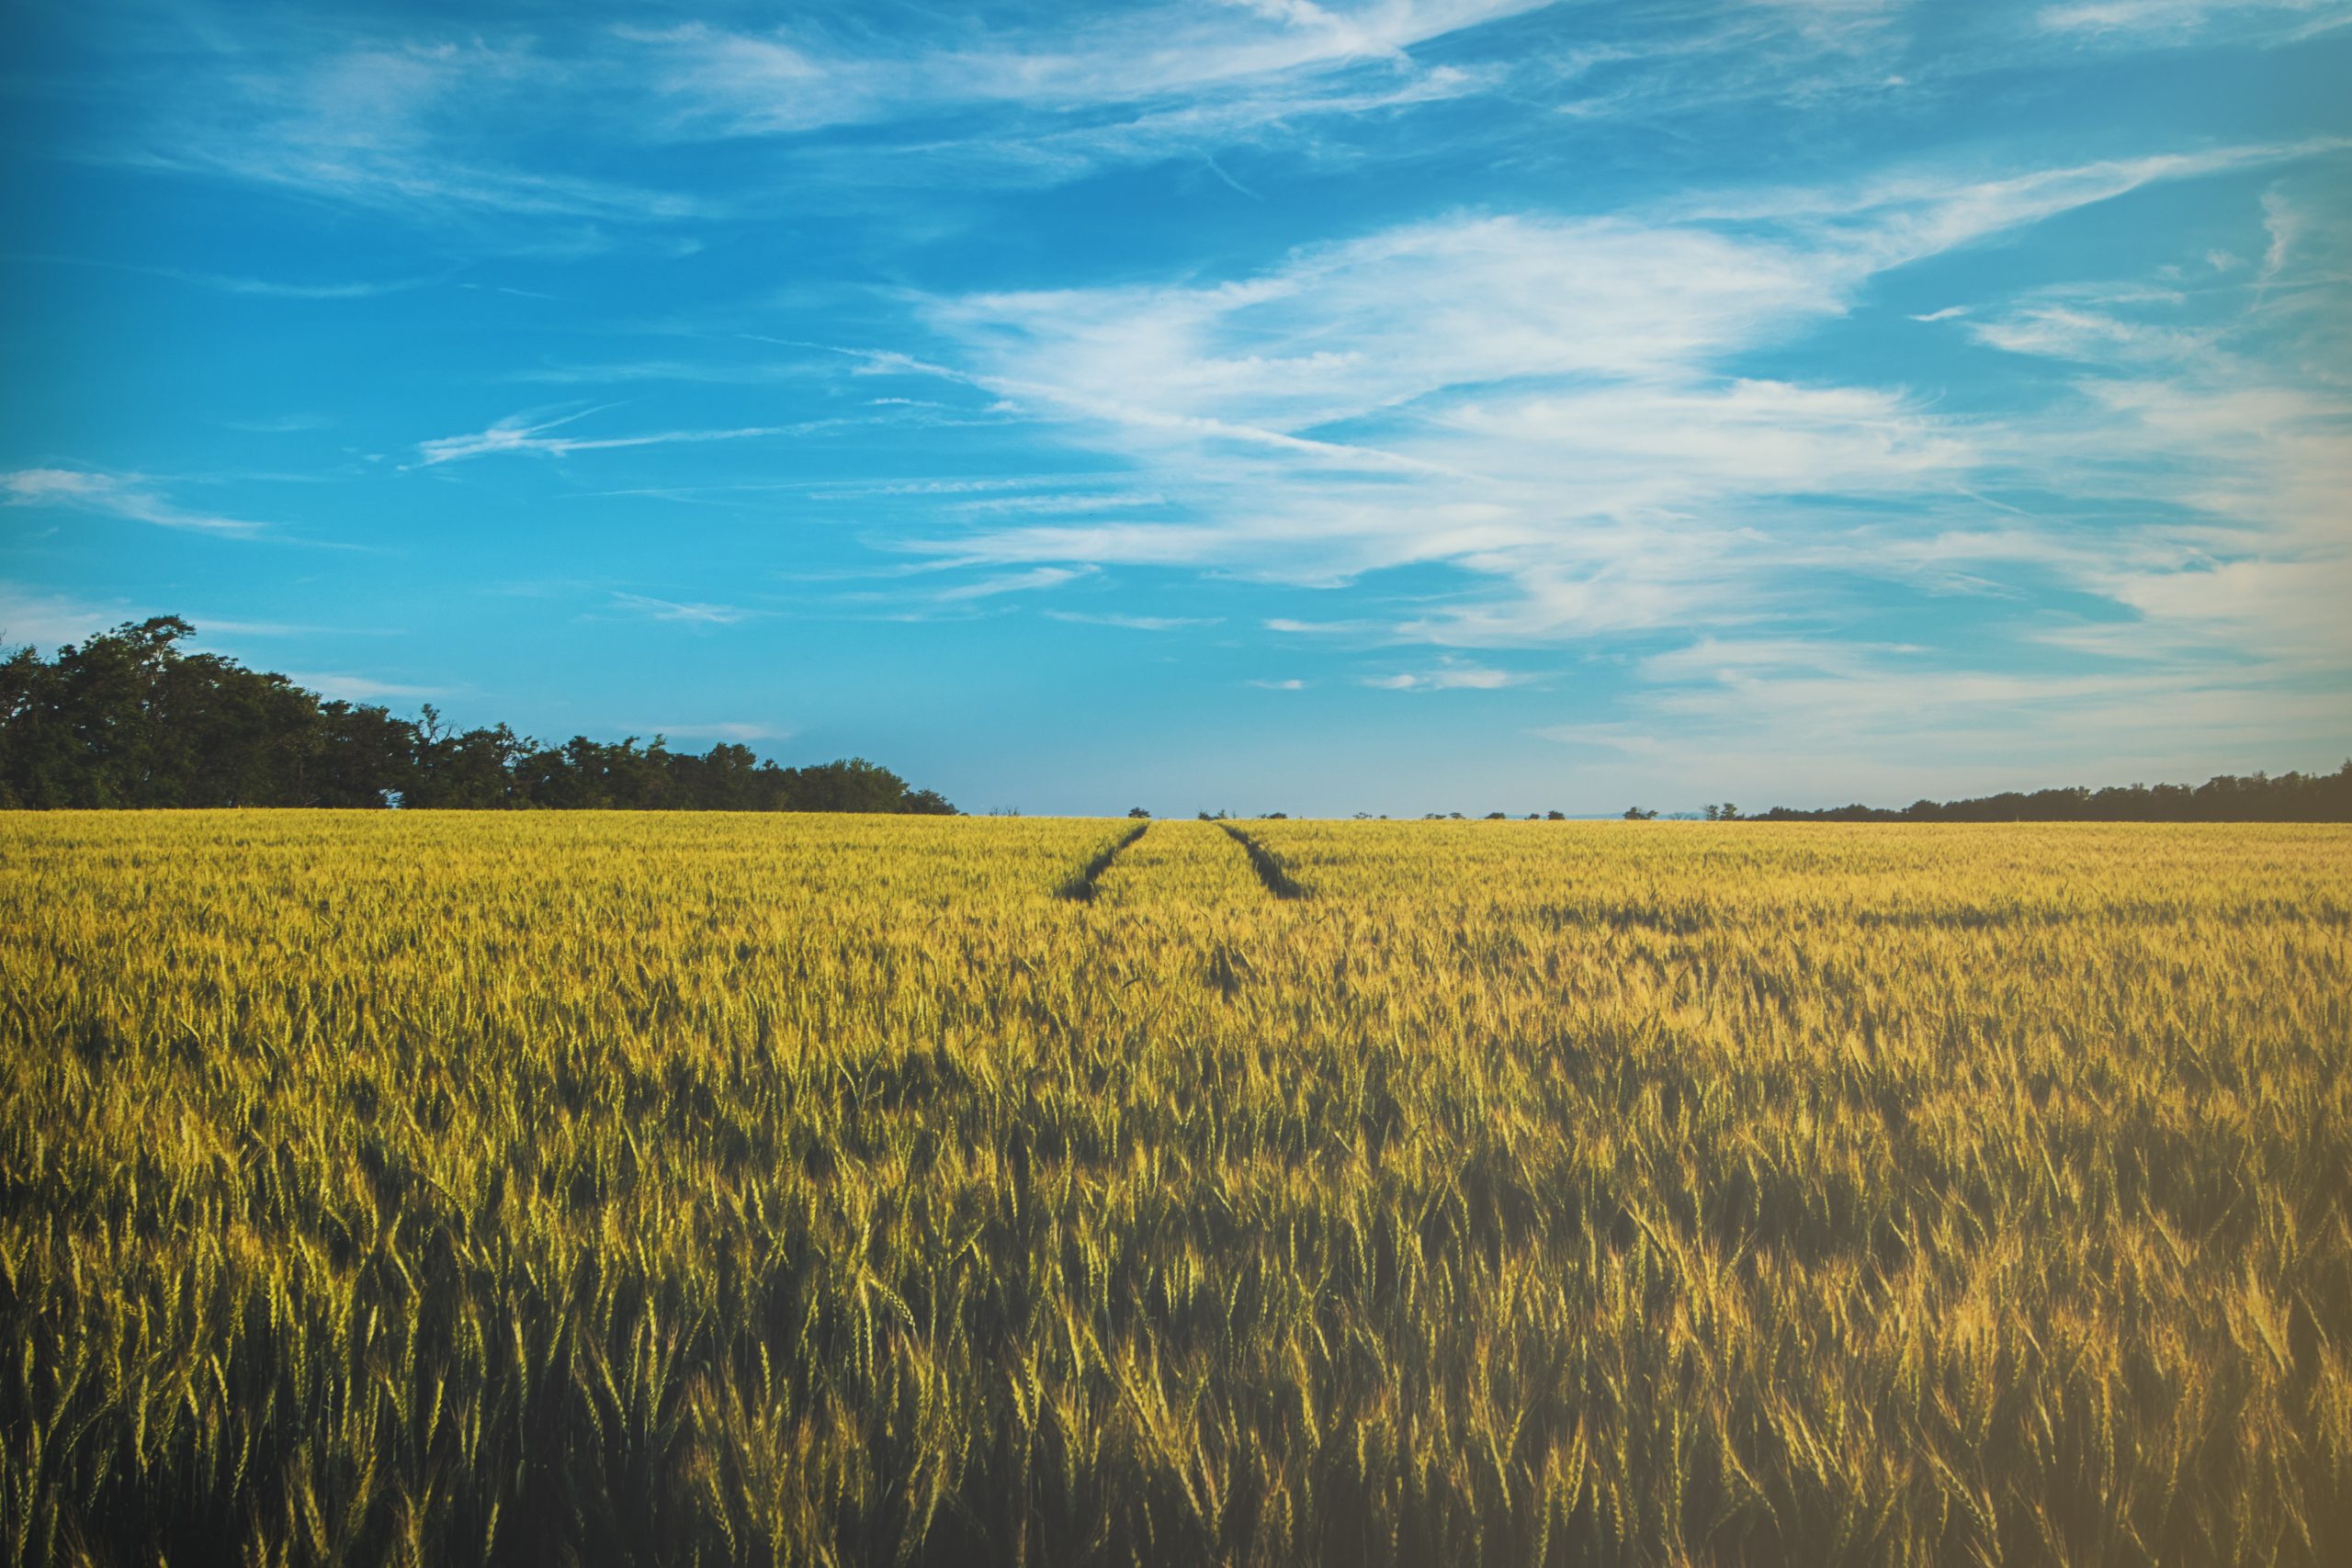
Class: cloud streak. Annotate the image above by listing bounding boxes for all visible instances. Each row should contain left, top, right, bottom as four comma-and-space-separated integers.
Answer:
3, 468, 268, 536
1045, 609, 1221, 630
627, 3, 1550, 136
413, 410, 846, 466
607, 592, 761, 626
1365, 660, 1521, 690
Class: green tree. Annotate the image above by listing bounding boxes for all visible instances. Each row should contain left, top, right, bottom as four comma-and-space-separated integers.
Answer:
0, 618, 958, 815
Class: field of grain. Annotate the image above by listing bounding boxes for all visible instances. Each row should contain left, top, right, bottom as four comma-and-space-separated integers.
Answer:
2, 814, 2346, 1565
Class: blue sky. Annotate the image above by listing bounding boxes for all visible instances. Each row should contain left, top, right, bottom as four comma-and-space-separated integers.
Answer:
4, 0, 2347, 815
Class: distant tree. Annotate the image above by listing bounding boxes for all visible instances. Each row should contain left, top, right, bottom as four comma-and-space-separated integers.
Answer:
314, 701, 421, 807
1703, 803, 1741, 821
1485, 811, 1508, 820
0, 616, 331, 807
410, 712, 533, 808
1548, 809, 1568, 820
1750, 762, 2352, 823
1265, 811, 1287, 819
665, 740, 765, 811
0, 618, 956, 814
1622, 807, 1657, 820
1127, 806, 1151, 818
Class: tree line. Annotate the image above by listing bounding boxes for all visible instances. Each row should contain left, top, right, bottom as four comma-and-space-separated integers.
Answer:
1744, 765, 2352, 823
0, 616, 956, 813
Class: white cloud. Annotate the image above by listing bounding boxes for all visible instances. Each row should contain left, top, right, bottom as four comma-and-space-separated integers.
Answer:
85, 3, 1571, 228
628, 2, 1550, 136
607, 592, 760, 626
1365, 660, 1521, 690
1044, 610, 1220, 630
2259, 186, 2304, 281
953, 491, 1172, 516
28, 254, 447, 299
1679, 141, 2346, 265
1265, 616, 1377, 634
894, 138, 2345, 665
0, 583, 130, 649
223, 414, 336, 434
498, 358, 817, 387
2066, 377, 2352, 572
933, 566, 1095, 602
1637, 637, 1926, 683
1249, 677, 1308, 689
75, 0, 2341, 252
2038, 0, 2352, 41
927, 212, 1847, 431
197, 617, 384, 637
3, 468, 266, 535
1962, 303, 2212, 362
644, 721, 792, 743
1434, 378, 1970, 491
287, 671, 446, 702
174, 270, 442, 299
414, 409, 842, 466
116, 38, 707, 230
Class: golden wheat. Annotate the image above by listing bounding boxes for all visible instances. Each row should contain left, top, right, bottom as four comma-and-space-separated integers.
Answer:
1, 813, 2346, 1564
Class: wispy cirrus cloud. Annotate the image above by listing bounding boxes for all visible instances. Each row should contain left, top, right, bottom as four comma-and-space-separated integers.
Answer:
1044, 609, 1221, 630
102, 35, 708, 232
67, 0, 1986, 232
1265, 616, 1379, 635
1365, 660, 1521, 690
952, 491, 1172, 516
13, 253, 450, 299
413, 409, 843, 466
62, 1, 1562, 233
0, 585, 400, 652
892, 137, 2346, 672
3, 468, 267, 535
285, 671, 446, 702
0, 581, 130, 649
2037, 0, 2352, 41
52, 0, 2338, 245
625, 2, 1550, 136
933, 566, 1095, 602
497, 358, 818, 387
607, 591, 761, 626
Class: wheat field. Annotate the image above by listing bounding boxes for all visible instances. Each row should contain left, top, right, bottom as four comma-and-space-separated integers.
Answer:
2, 813, 2346, 1565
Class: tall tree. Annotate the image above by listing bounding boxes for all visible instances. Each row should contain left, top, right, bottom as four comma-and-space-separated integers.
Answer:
0, 619, 957, 814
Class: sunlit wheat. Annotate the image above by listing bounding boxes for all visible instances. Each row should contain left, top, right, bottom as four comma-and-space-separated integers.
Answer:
1, 814, 2346, 1564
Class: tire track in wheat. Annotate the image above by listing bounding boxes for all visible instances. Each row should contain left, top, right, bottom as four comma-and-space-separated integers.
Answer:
1057, 820, 1150, 901
1218, 822, 1308, 899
